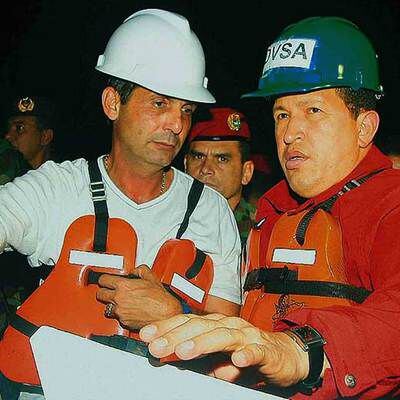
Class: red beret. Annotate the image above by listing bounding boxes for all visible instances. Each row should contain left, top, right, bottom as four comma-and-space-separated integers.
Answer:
188, 107, 251, 143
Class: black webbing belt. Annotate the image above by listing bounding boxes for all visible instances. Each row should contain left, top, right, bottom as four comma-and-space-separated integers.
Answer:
243, 267, 371, 303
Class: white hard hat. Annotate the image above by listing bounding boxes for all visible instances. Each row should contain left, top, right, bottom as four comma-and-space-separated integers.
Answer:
96, 9, 216, 104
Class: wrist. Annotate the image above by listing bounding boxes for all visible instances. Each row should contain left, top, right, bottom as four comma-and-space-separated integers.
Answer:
163, 284, 192, 315
283, 325, 326, 395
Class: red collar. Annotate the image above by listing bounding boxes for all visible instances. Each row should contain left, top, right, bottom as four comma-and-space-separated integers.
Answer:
259, 145, 392, 214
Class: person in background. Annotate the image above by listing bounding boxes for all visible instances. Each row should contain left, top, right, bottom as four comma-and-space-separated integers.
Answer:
185, 107, 254, 243
141, 16, 400, 399
4, 95, 56, 169
1, 95, 58, 321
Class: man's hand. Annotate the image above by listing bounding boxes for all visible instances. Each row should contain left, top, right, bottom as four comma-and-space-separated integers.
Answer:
139, 313, 309, 387
96, 265, 182, 329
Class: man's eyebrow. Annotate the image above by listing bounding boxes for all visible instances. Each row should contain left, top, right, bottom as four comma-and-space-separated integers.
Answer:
189, 149, 204, 156
272, 104, 286, 113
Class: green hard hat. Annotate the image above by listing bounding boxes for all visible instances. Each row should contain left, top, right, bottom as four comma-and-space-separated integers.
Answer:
242, 16, 384, 98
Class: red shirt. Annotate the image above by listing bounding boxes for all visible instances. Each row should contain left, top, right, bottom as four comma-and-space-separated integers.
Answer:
256, 146, 400, 399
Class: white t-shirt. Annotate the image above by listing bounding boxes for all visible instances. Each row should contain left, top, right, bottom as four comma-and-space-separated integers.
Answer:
0, 157, 241, 304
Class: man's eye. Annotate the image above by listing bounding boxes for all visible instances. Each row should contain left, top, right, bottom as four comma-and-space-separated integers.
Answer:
182, 105, 195, 115
275, 112, 288, 121
309, 107, 322, 114
218, 155, 228, 163
192, 153, 203, 160
153, 100, 166, 108
16, 124, 25, 134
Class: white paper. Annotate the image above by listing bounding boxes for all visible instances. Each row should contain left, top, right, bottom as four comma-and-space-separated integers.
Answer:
30, 326, 284, 400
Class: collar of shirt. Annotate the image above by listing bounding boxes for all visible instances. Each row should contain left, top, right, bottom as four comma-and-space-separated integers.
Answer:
257, 145, 392, 217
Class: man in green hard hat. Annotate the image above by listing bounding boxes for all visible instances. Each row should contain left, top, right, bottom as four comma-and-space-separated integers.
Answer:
141, 17, 400, 399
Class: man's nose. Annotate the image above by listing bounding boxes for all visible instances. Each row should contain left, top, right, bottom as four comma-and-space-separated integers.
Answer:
282, 117, 306, 145
165, 108, 184, 136
199, 158, 215, 175
4, 129, 15, 143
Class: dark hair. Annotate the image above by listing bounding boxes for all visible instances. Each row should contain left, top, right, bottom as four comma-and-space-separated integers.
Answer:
335, 87, 378, 119
107, 76, 137, 104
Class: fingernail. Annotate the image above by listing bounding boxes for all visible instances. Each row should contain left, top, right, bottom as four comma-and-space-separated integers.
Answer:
176, 340, 194, 355
140, 325, 157, 340
153, 337, 168, 349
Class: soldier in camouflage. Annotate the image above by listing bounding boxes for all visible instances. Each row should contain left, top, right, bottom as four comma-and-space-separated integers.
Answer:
185, 107, 255, 243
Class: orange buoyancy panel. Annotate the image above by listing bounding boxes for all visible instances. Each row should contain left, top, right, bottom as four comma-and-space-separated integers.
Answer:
0, 215, 137, 386
151, 239, 214, 311
241, 209, 366, 331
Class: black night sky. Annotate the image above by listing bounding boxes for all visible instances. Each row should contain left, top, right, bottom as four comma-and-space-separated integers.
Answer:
1, 0, 399, 170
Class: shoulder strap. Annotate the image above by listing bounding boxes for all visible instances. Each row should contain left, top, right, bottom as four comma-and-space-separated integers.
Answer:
88, 159, 109, 252
295, 169, 383, 245
176, 179, 204, 239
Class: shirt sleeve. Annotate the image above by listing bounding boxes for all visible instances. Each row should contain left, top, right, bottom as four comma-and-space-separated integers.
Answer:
277, 204, 400, 399
0, 160, 87, 266
208, 202, 242, 304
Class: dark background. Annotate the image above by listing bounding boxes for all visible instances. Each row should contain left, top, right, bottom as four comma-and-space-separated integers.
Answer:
0, 0, 399, 171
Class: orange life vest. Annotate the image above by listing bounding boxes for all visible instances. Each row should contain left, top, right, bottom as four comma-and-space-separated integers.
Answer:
0, 161, 212, 390
240, 177, 373, 331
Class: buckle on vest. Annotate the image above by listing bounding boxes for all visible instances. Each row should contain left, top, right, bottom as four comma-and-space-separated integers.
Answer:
90, 181, 106, 201
243, 267, 298, 292
243, 268, 267, 292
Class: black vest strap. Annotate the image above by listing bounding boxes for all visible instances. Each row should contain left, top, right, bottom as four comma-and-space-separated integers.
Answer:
295, 169, 383, 245
0, 371, 44, 397
244, 267, 371, 304
90, 334, 153, 359
88, 159, 109, 252
176, 179, 204, 239
9, 313, 40, 337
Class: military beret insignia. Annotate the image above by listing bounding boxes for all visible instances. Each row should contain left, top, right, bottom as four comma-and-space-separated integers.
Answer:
18, 97, 35, 113
227, 113, 241, 131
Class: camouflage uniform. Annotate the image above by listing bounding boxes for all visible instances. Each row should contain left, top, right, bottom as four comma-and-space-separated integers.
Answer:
0, 138, 30, 185
234, 197, 256, 244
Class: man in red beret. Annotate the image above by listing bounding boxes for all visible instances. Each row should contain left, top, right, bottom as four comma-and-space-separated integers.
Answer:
185, 107, 255, 242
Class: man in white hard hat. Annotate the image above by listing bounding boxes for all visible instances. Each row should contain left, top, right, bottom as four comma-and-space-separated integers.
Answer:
0, 9, 241, 398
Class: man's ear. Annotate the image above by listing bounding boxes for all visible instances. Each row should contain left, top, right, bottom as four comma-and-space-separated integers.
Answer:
357, 110, 380, 148
241, 160, 254, 186
40, 128, 54, 146
102, 86, 121, 121
183, 155, 188, 172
